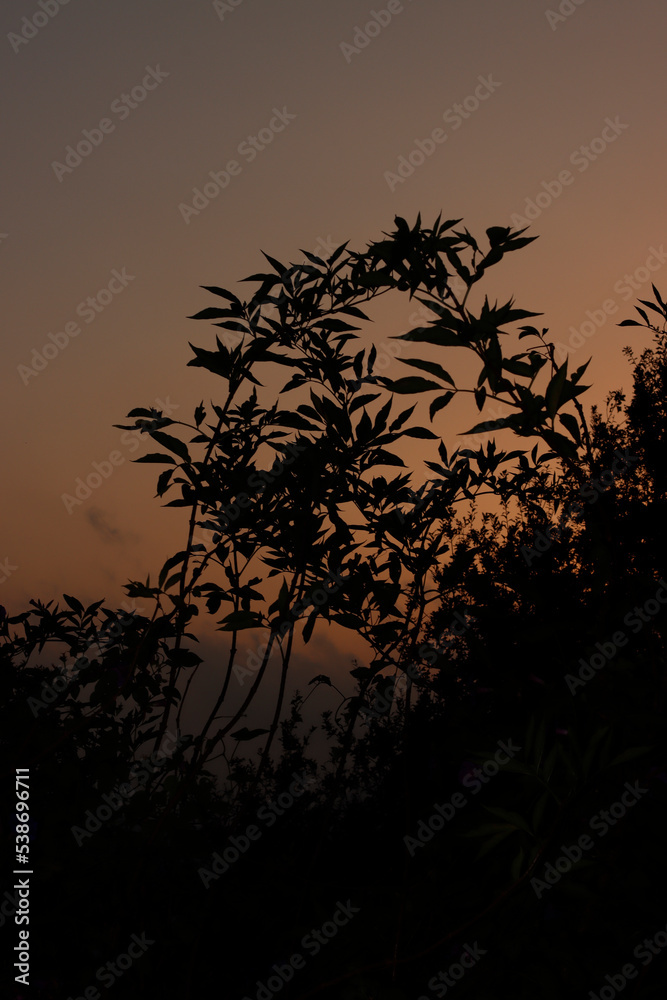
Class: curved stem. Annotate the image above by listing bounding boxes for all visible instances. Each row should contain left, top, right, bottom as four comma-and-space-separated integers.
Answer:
152, 386, 240, 755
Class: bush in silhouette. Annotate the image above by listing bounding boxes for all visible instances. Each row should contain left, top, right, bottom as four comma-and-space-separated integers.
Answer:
105, 214, 593, 790
3, 216, 667, 997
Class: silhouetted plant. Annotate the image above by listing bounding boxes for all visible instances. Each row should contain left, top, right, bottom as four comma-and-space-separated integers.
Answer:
108, 215, 598, 799
4, 218, 667, 998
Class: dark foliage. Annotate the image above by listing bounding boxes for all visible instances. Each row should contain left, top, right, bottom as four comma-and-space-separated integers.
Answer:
3, 216, 667, 998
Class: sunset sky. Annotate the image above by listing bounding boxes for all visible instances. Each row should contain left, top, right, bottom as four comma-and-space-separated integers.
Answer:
2, 0, 666, 726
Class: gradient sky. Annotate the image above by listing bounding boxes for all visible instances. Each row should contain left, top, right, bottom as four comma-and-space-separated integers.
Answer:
2, 0, 666, 729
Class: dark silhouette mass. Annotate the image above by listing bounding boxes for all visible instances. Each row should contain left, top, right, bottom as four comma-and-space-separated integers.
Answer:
3, 216, 667, 998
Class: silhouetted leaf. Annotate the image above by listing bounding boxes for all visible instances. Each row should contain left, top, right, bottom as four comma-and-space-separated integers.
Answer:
430, 393, 455, 419
559, 412, 581, 445
261, 251, 287, 275
150, 431, 191, 463
486, 226, 510, 248
158, 551, 189, 589
133, 453, 177, 464
63, 594, 83, 614
402, 427, 438, 439
200, 286, 243, 307
503, 358, 534, 378
333, 613, 365, 629
231, 727, 270, 741
545, 360, 569, 419
399, 357, 456, 387
384, 377, 443, 394
349, 393, 381, 413
314, 318, 359, 332
188, 307, 231, 320
388, 404, 416, 432
368, 449, 406, 467
461, 416, 521, 435
217, 611, 264, 631
394, 326, 462, 347
609, 746, 650, 766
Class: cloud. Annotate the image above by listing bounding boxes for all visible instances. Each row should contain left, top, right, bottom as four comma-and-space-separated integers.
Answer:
84, 507, 123, 544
